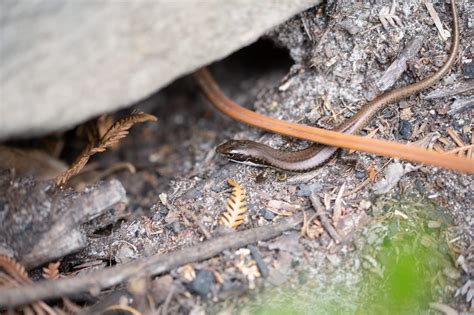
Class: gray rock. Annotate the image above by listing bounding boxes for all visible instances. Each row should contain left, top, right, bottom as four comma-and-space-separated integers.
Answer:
259, 208, 276, 221
0, 0, 320, 140
188, 270, 215, 298
296, 182, 322, 196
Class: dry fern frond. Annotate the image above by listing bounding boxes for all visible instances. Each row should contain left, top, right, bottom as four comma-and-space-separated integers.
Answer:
0, 272, 18, 287
378, 0, 402, 30
0, 255, 31, 285
99, 112, 156, 149
42, 261, 83, 314
0, 256, 60, 314
42, 261, 61, 280
56, 111, 157, 185
96, 115, 115, 139
219, 178, 248, 230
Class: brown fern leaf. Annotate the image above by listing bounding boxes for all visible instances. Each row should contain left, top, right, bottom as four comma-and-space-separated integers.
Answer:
42, 261, 61, 280
0, 272, 17, 287
55, 145, 94, 186
55, 112, 157, 185
99, 112, 157, 149
96, 115, 115, 139
219, 178, 248, 230
0, 255, 32, 285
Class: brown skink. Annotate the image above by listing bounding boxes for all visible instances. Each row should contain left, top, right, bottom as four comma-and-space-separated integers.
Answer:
195, 1, 474, 174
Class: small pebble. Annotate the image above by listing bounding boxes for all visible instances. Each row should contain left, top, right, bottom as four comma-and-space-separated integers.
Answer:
166, 221, 184, 233
152, 205, 169, 221
188, 270, 215, 298
182, 188, 201, 199
398, 100, 410, 109
298, 271, 308, 285
354, 164, 367, 179
427, 220, 441, 229
463, 60, 474, 79
339, 18, 360, 35
259, 208, 275, 221
296, 183, 322, 196
414, 179, 425, 194
398, 120, 412, 140
453, 119, 464, 128
382, 107, 395, 119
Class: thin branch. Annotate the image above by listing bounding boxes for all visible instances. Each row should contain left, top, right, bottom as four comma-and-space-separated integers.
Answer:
309, 192, 342, 244
0, 214, 303, 307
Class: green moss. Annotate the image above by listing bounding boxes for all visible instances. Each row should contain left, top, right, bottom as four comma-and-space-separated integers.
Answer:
243, 198, 456, 315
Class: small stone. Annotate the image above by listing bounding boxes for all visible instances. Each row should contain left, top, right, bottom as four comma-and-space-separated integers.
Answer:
463, 60, 474, 79
259, 208, 275, 221
339, 18, 360, 35
114, 244, 136, 264
298, 271, 308, 285
326, 254, 341, 267
398, 120, 412, 140
220, 280, 234, 292
414, 179, 425, 193
453, 119, 465, 128
166, 221, 184, 233
151, 204, 169, 222
188, 270, 215, 298
398, 101, 410, 109
296, 183, 322, 196
427, 220, 441, 229
359, 200, 372, 210
382, 107, 395, 119
443, 266, 460, 280
183, 188, 201, 199
354, 164, 367, 179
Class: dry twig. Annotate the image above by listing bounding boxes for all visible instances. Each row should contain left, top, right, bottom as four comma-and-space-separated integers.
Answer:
56, 112, 157, 185
0, 215, 303, 306
309, 193, 342, 244
423, 0, 450, 40
333, 183, 345, 224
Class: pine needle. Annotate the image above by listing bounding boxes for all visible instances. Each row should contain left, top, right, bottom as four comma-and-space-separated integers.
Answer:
219, 178, 248, 230
56, 111, 157, 185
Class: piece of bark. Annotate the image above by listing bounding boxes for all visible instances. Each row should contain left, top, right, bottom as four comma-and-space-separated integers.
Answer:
424, 81, 474, 100
376, 36, 423, 92
448, 97, 474, 115
0, 171, 128, 269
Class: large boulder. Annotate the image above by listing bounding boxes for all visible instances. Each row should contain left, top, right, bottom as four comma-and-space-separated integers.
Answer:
0, 0, 320, 140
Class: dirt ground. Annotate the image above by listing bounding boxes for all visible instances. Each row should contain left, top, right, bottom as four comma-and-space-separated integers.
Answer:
1, 0, 473, 314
